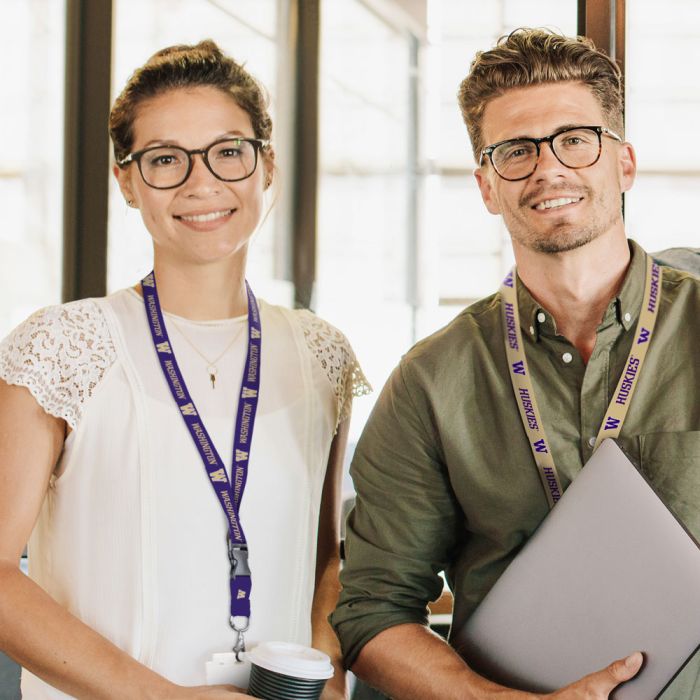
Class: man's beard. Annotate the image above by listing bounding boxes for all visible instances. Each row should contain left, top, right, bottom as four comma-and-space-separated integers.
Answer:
505, 184, 620, 254
527, 222, 598, 254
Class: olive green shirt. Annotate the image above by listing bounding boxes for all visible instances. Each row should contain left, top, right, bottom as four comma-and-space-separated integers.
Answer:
332, 241, 700, 698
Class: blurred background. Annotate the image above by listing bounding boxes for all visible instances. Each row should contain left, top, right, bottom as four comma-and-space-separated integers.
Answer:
0, 0, 698, 695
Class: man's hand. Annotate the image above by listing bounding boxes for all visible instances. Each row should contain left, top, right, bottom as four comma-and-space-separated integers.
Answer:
546, 652, 643, 699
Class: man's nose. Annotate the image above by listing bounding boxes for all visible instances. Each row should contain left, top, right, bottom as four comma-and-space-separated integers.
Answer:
533, 140, 568, 179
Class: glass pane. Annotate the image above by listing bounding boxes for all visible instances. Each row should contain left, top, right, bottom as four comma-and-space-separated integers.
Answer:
316, 0, 412, 441
626, 0, 700, 250
108, 0, 288, 301
316, 0, 580, 449
430, 0, 578, 314
0, 0, 65, 337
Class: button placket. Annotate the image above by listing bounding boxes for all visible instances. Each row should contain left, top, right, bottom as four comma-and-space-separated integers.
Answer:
580, 332, 613, 457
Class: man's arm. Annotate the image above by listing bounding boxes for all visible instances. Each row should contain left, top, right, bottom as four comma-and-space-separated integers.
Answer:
353, 624, 642, 700
332, 361, 641, 699
353, 624, 523, 699
331, 360, 462, 665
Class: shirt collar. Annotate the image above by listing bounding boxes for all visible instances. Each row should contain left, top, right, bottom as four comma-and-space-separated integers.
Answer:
515, 239, 648, 341
612, 239, 647, 331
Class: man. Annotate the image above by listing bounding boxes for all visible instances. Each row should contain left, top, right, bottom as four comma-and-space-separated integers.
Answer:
331, 29, 700, 699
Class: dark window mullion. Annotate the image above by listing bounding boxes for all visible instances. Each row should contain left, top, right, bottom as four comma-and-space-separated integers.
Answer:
62, 0, 112, 302
577, 0, 626, 87
291, 0, 320, 309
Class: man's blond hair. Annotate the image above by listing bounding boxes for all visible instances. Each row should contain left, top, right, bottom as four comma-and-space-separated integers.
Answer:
458, 28, 623, 162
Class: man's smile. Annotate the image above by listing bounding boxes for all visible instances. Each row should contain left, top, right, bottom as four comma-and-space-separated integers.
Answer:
532, 196, 583, 211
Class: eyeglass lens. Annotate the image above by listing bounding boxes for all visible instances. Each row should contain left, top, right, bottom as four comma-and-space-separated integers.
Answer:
491, 128, 600, 180
139, 139, 258, 188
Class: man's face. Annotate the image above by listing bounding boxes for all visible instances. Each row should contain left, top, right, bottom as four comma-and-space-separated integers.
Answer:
474, 81, 636, 255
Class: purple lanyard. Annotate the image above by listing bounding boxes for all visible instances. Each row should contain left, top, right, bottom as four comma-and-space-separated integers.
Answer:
141, 271, 261, 657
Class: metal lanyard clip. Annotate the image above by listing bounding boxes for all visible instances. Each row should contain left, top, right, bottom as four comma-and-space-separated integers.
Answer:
230, 615, 250, 661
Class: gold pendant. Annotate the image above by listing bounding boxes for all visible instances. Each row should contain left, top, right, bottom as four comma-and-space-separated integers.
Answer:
208, 366, 218, 389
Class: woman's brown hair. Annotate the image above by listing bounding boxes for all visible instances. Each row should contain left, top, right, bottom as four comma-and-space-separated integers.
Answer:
110, 39, 274, 177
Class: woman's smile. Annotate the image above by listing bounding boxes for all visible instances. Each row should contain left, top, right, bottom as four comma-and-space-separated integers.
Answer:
174, 207, 237, 231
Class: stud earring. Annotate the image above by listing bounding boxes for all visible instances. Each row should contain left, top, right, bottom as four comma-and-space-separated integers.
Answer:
127, 199, 135, 207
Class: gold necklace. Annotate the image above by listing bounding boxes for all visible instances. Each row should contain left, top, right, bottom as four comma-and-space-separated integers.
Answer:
170, 320, 245, 389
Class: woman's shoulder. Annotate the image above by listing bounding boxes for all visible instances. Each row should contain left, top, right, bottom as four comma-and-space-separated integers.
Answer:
0, 297, 118, 429
0, 297, 115, 356
267, 303, 372, 425
262, 301, 352, 343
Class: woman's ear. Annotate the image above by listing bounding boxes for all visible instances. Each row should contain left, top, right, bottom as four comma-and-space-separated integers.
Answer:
113, 164, 137, 206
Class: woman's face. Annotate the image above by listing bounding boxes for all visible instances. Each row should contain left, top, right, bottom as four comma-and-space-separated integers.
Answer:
114, 86, 268, 268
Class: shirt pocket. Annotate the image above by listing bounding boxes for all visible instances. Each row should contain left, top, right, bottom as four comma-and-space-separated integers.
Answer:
638, 431, 700, 539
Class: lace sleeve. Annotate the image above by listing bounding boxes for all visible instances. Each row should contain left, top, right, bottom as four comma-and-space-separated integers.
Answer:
297, 310, 371, 429
0, 300, 117, 430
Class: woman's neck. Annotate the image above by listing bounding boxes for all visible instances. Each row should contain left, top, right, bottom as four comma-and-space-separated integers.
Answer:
141, 256, 249, 321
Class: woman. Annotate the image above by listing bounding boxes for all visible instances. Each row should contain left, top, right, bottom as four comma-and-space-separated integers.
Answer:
0, 40, 368, 699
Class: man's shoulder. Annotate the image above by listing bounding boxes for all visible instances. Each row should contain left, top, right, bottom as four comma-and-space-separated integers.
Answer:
653, 249, 700, 311
653, 247, 700, 282
401, 292, 503, 377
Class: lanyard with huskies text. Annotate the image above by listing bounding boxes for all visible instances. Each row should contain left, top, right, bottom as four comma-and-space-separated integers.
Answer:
141, 271, 261, 659
501, 256, 662, 509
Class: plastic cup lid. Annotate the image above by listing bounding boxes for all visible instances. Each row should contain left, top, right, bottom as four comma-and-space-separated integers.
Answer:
248, 642, 334, 680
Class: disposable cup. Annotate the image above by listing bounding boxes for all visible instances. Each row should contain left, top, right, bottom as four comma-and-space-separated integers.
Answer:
247, 641, 334, 699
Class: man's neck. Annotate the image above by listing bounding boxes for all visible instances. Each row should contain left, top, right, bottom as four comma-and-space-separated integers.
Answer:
139, 251, 249, 321
514, 232, 631, 363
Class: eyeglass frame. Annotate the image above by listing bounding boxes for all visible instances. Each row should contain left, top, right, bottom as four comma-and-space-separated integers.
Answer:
116, 136, 271, 190
479, 125, 623, 182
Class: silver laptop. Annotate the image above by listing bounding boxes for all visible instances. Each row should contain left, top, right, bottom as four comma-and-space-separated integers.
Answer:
452, 439, 700, 699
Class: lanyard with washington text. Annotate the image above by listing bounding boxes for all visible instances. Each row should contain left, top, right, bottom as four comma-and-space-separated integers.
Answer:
141, 271, 261, 659
501, 256, 662, 509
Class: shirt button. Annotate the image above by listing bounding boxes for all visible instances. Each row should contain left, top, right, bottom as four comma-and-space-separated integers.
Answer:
624, 312, 632, 323
537, 312, 546, 323
562, 352, 573, 364
588, 437, 596, 447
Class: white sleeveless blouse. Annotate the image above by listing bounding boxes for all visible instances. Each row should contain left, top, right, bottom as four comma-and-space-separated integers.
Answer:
0, 288, 370, 699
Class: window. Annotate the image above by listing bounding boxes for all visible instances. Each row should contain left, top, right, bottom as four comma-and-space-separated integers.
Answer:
0, 0, 65, 336
625, 1, 700, 251
428, 0, 578, 327
316, 0, 416, 440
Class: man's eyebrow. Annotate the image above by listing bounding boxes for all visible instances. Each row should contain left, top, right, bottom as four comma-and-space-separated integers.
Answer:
552, 123, 587, 133
503, 124, 588, 141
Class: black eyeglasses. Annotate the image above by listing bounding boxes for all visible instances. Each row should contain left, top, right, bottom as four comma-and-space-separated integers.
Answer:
117, 137, 270, 189
480, 125, 622, 182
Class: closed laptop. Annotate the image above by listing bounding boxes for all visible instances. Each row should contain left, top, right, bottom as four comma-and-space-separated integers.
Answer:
452, 439, 700, 699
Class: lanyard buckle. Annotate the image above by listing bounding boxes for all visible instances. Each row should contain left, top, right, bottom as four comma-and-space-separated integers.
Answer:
227, 537, 251, 578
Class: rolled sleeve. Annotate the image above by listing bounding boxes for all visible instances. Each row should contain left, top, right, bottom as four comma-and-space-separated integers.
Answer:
331, 359, 463, 667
